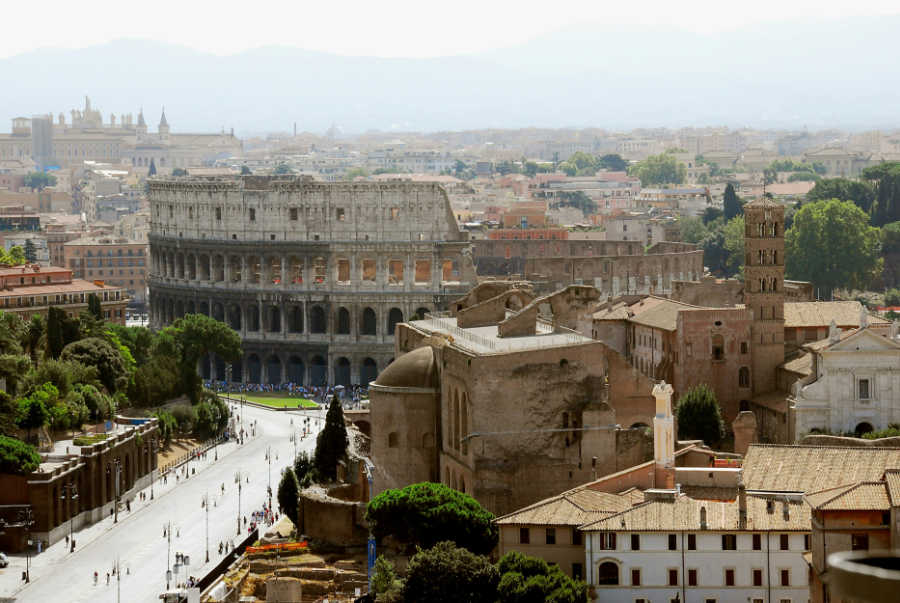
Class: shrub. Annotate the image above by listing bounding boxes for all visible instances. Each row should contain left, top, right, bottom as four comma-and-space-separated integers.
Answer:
277, 468, 300, 525
496, 551, 588, 603
674, 384, 724, 445
60, 337, 128, 393
366, 482, 498, 554
0, 435, 41, 475
402, 541, 499, 603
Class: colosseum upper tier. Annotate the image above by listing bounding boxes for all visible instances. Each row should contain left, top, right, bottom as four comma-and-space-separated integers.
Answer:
148, 176, 475, 387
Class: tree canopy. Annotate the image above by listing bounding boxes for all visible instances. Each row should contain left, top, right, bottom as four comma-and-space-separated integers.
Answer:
863, 162, 900, 226
313, 396, 348, 482
628, 152, 685, 185
23, 171, 57, 191
159, 314, 241, 402
402, 541, 499, 603
366, 482, 499, 554
496, 551, 588, 603
723, 183, 743, 220
277, 468, 300, 525
806, 178, 875, 214
785, 198, 882, 297
60, 337, 129, 394
0, 435, 41, 475
0, 246, 26, 267
675, 384, 724, 445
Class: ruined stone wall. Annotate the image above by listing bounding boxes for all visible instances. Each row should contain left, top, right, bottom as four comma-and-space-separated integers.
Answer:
670, 277, 744, 307
148, 176, 475, 386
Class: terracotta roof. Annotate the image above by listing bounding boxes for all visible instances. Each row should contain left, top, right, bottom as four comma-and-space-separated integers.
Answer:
0, 278, 126, 297
628, 297, 698, 331
618, 487, 646, 506
804, 482, 891, 511
743, 445, 900, 493
884, 470, 900, 507
495, 488, 631, 526
784, 301, 885, 328
582, 494, 810, 532
680, 486, 738, 501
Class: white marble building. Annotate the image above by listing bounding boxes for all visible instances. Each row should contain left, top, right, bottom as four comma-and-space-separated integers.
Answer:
792, 322, 900, 437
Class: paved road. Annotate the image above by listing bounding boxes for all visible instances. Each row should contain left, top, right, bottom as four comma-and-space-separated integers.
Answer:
3, 403, 323, 603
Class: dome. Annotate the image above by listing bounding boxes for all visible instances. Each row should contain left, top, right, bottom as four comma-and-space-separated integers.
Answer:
373, 346, 439, 389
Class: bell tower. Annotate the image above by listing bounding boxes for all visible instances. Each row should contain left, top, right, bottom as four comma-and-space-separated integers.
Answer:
743, 198, 785, 395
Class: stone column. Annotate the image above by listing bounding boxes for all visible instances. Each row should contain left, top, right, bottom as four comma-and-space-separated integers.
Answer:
224, 255, 231, 283
241, 255, 248, 285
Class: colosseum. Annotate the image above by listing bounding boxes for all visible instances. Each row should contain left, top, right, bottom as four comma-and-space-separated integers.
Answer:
148, 176, 476, 386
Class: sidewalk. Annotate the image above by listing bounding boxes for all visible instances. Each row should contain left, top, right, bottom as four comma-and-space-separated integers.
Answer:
0, 427, 256, 599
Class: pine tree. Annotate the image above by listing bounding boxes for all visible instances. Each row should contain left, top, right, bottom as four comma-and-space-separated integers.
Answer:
674, 384, 724, 445
723, 183, 743, 220
46, 306, 65, 359
148, 159, 157, 176
313, 396, 348, 481
23, 239, 37, 263
277, 468, 300, 525
87, 293, 102, 321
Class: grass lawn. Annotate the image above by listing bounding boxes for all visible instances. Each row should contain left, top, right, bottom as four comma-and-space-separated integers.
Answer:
237, 394, 318, 409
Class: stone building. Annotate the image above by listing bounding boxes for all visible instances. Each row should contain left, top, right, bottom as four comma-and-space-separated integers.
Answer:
472, 238, 703, 297
63, 235, 149, 304
148, 176, 476, 386
368, 283, 660, 516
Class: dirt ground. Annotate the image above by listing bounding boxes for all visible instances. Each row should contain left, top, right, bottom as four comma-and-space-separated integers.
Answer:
156, 437, 201, 467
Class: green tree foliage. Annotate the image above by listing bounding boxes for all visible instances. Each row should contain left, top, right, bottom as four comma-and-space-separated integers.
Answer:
277, 468, 300, 525
884, 289, 900, 306
549, 191, 597, 217
194, 396, 229, 439
863, 162, 900, 226
678, 217, 708, 244
23, 171, 57, 191
722, 216, 745, 278
675, 384, 724, 445
0, 246, 26, 266
240, 165, 252, 175
496, 551, 588, 603
723, 183, 743, 220
172, 168, 188, 177
24, 359, 100, 399
60, 337, 128, 394
0, 392, 19, 436
87, 293, 102, 321
628, 152, 686, 185
0, 435, 41, 475
23, 315, 44, 364
371, 555, 404, 602
702, 207, 723, 225
402, 541, 499, 603
345, 167, 369, 180
366, 482, 499, 554
23, 239, 37, 263
313, 396, 348, 481
148, 159, 157, 176
786, 199, 882, 297
154, 410, 177, 447
160, 314, 241, 403
17, 392, 49, 439
293, 450, 316, 487
273, 163, 293, 175
45, 306, 81, 359
807, 178, 875, 214
598, 153, 627, 172
107, 325, 155, 365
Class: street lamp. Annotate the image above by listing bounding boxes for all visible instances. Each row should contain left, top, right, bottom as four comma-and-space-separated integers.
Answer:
145, 438, 158, 500
165, 520, 174, 590
18, 508, 34, 583
202, 492, 210, 563
265, 446, 272, 513
234, 470, 243, 536
60, 482, 78, 552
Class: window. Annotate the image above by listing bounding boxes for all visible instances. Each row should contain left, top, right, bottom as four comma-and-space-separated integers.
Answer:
804, 534, 811, 550
545, 528, 556, 545
631, 534, 640, 550
851, 533, 869, 551
688, 568, 697, 586
753, 568, 763, 586
519, 528, 530, 544
667, 568, 678, 586
705, 600, 717, 603
712, 334, 725, 361
739, 367, 750, 388
668, 534, 677, 550
780, 569, 790, 586
337, 259, 350, 283
631, 568, 641, 586
688, 534, 696, 550
752, 599, 764, 603
752, 533, 762, 550
388, 260, 404, 284
725, 568, 735, 586
598, 533, 616, 550
215, 207, 222, 220
389, 207, 400, 220
597, 561, 618, 585
289, 208, 298, 221
722, 534, 737, 550
779, 600, 791, 603
249, 208, 256, 221
780, 534, 789, 550
336, 207, 346, 221
572, 529, 582, 545
859, 378, 871, 400
387, 432, 398, 448
740, 341, 748, 354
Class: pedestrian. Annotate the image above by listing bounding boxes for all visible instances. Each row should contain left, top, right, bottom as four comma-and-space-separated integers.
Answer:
106, 573, 110, 585
65, 535, 69, 547
94, 571, 98, 585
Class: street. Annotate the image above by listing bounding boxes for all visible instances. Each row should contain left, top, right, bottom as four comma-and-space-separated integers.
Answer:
2, 403, 323, 603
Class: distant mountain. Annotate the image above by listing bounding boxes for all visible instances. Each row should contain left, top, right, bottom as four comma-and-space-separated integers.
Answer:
1, 16, 899, 135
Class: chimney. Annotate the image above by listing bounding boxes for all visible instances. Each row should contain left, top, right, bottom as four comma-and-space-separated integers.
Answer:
652, 381, 675, 488
738, 481, 747, 528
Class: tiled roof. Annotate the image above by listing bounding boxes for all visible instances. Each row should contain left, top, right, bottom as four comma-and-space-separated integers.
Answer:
780, 352, 812, 376
804, 482, 891, 511
618, 487, 646, 506
628, 297, 698, 331
680, 486, 738, 501
495, 488, 630, 526
582, 495, 810, 532
884, 470, 900, 506
783, 301, 888, 328
743, 444, 900, 493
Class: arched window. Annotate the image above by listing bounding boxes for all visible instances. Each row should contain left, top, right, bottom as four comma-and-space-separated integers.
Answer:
597, 561, 619, 585
739, 366, 750, 388
388, 308, 403, 335
388, 432, 399, 448
310, 306, 326, 334
336, 307, 350, 334
711, 334, 725, 361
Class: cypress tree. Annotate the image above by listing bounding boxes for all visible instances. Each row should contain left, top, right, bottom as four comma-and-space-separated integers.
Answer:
87, 293, 102, 321
313, 396, 348, 481
46, 306, 65, 359
723, 183, 743, 220
148, 159, 157, 176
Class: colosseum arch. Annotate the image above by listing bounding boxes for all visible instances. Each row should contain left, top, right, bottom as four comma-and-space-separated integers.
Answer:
360, 357, 377, 385
310, 306, 327, 334
213, 255, 225, 282
265, 256, 281, 284
198, 300, 209, 316
267, 305, 281, 333
229, 256, 242, 282
227, 304, 242, 331
413, 306, 430, 320
265, 355, 282, 385
246, 354, 262, 383
288, 305, 303, 333
175, 300, 184, 318
247, 256, 261, 285
288, 256, 303, 284
309, 355, 327, 386
175, 253, 185, 279
335, 357, 351, 386
214, 355, 226, 381
247, 304, 260, 332
186, 253, 196, 280
287, 356, 305, 384
230, 360, 242, 383
212, 302, 224, 322
336, 307, 351, 334
186, 300, 195, 314
361, 307, 377, 335
387, 308, 404, 335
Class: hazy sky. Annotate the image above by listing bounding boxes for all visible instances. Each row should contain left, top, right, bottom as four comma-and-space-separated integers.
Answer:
5, 0, 900, 59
